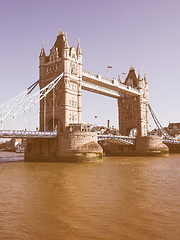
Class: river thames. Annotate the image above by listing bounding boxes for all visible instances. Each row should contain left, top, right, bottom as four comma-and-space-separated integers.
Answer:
0, 152, 179, 240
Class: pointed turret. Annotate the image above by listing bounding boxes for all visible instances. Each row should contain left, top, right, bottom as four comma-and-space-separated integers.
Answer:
130, 65, 134, 71
138, 70, 141, 80
77, 39, 82, 62
144, 73, 148, 84
64, 32, 69, 49
77, 39, 82, 55
39, 42, 46, 79
39, 42, 46, 66
40, 42, 46, 57
63, 32, 69, 59
137, 70, 142, 89
58, 27, 63, 36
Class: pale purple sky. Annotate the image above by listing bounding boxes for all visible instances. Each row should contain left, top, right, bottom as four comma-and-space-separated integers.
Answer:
0, 0, 180, 129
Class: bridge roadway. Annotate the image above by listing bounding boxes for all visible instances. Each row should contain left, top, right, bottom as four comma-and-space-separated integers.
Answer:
0, 130, 180, 146
82, 70, 140, 98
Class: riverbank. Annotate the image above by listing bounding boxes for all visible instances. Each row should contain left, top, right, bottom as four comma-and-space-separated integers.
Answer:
0, 151, 24, 163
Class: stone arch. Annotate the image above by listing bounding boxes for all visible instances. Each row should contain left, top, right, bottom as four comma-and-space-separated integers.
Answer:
126, 127, 138, 137
47, 117, 63, 132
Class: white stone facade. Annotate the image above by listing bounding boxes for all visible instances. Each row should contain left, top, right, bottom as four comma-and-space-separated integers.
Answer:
39, 30, 82, 131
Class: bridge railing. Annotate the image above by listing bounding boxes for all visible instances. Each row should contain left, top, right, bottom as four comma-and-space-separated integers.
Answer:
0, 130, 57, 138
97, 134, 135, 145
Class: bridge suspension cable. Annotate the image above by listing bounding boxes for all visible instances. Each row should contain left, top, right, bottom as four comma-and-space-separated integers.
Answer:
148, 104, 173, 140
0, 72, 64, 123
0, 80, 40, 112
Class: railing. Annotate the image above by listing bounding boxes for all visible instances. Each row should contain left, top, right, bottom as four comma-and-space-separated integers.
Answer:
97, 135, 135, 145
0, 130, 57, 138
163, 139, 180, 144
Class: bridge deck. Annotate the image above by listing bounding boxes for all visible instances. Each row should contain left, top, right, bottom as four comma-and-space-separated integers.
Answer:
82, 70, 140, 98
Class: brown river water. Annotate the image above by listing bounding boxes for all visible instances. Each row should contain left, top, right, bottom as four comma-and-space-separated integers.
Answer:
0, 152, 180, 240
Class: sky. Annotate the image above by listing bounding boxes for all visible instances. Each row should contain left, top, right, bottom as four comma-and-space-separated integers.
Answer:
0, 0, 180, 130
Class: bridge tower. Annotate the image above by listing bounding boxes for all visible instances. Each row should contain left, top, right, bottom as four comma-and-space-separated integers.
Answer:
118, 66, 149, 137
39, 29, 82, 132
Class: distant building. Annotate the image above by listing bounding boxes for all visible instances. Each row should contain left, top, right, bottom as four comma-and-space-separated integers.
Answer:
91, 125, 119, 135
167, 123, 180, 137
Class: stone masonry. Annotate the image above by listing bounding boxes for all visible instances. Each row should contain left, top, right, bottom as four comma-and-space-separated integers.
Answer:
39, 29, 82, 132
118, 66, 149, 137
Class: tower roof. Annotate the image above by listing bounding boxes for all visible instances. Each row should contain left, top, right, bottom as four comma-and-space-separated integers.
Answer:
125, 66, 138, 87
54, 32, 64, 58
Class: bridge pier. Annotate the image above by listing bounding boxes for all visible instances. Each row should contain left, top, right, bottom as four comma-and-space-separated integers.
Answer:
100, 136, 169, 157
25, 131, 103, 163
56, 132, 103, 162
135, 136, 169, 156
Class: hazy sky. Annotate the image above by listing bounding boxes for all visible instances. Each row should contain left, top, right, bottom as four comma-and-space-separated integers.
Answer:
0, 0, 180, 130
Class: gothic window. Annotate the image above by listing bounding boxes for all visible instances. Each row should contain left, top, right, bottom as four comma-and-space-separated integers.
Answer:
72, 112, 74, 121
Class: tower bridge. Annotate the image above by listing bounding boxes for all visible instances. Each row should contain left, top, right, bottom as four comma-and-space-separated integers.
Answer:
0, 29, 179, 161
39, 29, 149, 137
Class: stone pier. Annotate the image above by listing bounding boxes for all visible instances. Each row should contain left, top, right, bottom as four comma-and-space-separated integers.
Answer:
135, 136, 169, 156
100, 135, 169, 157
25, 131, 103, 163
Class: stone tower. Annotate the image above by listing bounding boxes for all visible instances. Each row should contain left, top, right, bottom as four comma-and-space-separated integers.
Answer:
39, 29, 82, 132
118, 66, 149, 137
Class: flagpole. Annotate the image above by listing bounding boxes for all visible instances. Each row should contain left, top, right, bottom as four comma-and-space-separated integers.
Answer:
107, 66, 112, 78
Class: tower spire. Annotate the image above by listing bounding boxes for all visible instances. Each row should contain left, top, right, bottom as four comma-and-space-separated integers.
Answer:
40, 41, 45, 57
77, 39, 82, 54
130, 65, 134, 71
64, 32, 69, 48
138, 70, 141, 80
58, 27, 63, 36
144, 73, 147, 84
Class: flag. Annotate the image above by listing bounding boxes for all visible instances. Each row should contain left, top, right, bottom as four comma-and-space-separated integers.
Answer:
108, 66, 112, 68
122, 72, 126, 75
